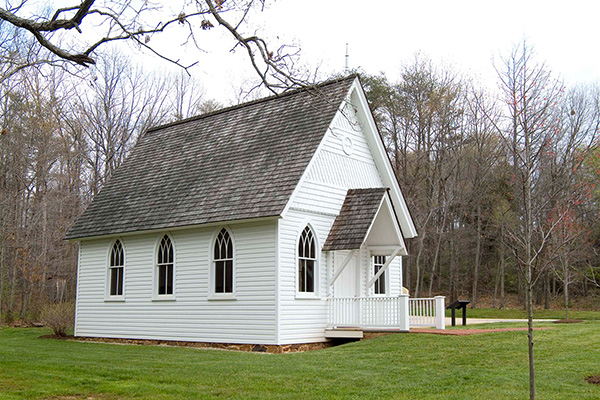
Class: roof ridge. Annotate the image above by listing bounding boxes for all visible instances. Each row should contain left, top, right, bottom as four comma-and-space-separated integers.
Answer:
145, 74, 358, 134
348, 187, 387, 192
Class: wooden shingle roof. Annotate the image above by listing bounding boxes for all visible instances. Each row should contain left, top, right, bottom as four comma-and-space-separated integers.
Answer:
65, 76, 356, 240
322, 188, 388, 251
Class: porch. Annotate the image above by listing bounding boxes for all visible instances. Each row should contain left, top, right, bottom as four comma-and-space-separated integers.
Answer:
321, 189, 444, 336
326, 295, 445, 337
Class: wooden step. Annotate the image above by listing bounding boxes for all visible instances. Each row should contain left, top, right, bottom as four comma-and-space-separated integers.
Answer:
324, 328, 364, 339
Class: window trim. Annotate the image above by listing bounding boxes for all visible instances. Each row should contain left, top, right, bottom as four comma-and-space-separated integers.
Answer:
372, 255, 389, 296
209, 227, 236, 300
296, 223, 320, 299
153, 233, 176, 301
105, 238, 126, 302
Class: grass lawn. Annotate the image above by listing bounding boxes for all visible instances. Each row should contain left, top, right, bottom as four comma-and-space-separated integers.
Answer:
1, 323, 599, 399
445, 308, 600, 320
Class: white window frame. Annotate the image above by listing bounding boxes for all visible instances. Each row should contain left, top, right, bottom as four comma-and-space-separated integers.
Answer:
153, 234, 176, 301
105, 238, 125, 301
296, 224, 320, 299
372, 255, 390, 296
209, 227, 236, 300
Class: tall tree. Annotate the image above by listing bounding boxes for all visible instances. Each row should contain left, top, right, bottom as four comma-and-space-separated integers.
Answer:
492, 43, 598, 400
462, 85, 503, 307
363, 57, 465, 297
72, 50, 171, 196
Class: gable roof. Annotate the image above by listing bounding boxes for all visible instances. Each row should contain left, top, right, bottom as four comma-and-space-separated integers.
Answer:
344, 79, 418, 239
322, 188, 388, 251
65, 76, 356, 240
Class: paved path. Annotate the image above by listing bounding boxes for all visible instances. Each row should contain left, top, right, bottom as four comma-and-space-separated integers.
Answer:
412, 326, 553, 335
444, 317, 556, 326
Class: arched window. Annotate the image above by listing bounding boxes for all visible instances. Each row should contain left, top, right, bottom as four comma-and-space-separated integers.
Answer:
214, 228, 233, 293
298, 226, 316, 293
157, 235, 174, 296
109, 240, 124, 296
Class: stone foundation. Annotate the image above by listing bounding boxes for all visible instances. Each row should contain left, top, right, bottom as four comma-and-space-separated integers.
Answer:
74, 336, 332, 353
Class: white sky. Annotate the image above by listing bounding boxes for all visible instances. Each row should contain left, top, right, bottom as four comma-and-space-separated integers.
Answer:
141, 0, 600, 103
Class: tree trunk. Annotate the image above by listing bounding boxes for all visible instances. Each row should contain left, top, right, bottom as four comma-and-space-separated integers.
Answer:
472, 203, 482, 308
493, 264, 500, 308
449, 229, 458, 302
427, 232, 443, 297
544, 272, 550, 310
527, 267, 536, 400
414, 234, 427, 298
405, 243, 411, 293
535, 279, 543, 306
564, 260, 570, 320
0, 227, 4, 320
500, 249, 505, 309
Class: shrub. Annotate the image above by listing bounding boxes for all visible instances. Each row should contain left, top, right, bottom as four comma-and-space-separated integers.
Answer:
40, 302, 75, 337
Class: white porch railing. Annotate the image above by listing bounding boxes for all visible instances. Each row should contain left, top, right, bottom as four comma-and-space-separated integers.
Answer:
328, 295, 410, 330
409, 296, 446, 329
327, 295, 445, 330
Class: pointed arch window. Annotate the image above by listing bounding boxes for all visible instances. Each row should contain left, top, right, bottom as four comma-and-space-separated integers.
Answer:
109, 240, 124, 296
298, 226, 317, 293
214, 228, 234, 294
157, 235, 174, 296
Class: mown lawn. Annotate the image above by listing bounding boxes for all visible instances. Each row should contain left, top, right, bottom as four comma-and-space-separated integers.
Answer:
0, 323, 599, 399
446, 308, 600, 320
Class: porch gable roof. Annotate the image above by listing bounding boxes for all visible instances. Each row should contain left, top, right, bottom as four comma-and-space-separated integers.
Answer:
323, 188, 405, 252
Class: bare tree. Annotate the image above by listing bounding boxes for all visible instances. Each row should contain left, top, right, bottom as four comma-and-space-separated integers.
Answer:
363, 58, 466, 298
545, 83, 600, 318
0, 0, 311, 91
170, 71, 221, 121
462, 85, 503, 307
491, 42, 599, 400
496, 43, 562, 400
72, 50, 172, 196
0, 65, 84, 318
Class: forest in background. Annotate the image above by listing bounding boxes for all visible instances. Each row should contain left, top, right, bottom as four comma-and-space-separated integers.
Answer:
1, 41, 599, 322
362, 47, 600, 313
0, 45, 219, 321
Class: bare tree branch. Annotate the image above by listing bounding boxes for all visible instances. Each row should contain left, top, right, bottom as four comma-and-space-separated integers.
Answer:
0, 0, 309, 90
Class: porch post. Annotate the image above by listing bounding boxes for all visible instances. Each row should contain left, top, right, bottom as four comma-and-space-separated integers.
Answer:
434, 296, 446, 330
398, 294, 410, 332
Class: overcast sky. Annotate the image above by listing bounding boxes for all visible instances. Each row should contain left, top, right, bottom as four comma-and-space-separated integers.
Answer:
151, 0, 600, 103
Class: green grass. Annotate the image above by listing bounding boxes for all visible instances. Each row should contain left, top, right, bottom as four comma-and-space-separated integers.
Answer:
445, 308, 600, 320
1, 324, 599, 399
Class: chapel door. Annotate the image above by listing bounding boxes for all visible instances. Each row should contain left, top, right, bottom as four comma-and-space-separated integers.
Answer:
333, 251, 359, 298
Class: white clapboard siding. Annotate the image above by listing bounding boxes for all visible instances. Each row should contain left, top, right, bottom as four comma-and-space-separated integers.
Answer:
388, 257, 402, 296
279, 103, 401, 344
75, 220, 278, 344
278, 210, 333, 344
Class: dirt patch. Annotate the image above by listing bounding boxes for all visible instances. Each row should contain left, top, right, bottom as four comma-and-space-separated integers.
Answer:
553, 319, 583, 324
410, 327, 552, 336
585, 375, 600, 385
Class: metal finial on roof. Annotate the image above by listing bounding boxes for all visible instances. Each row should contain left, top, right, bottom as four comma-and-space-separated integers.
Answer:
345, 43, 349, 73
